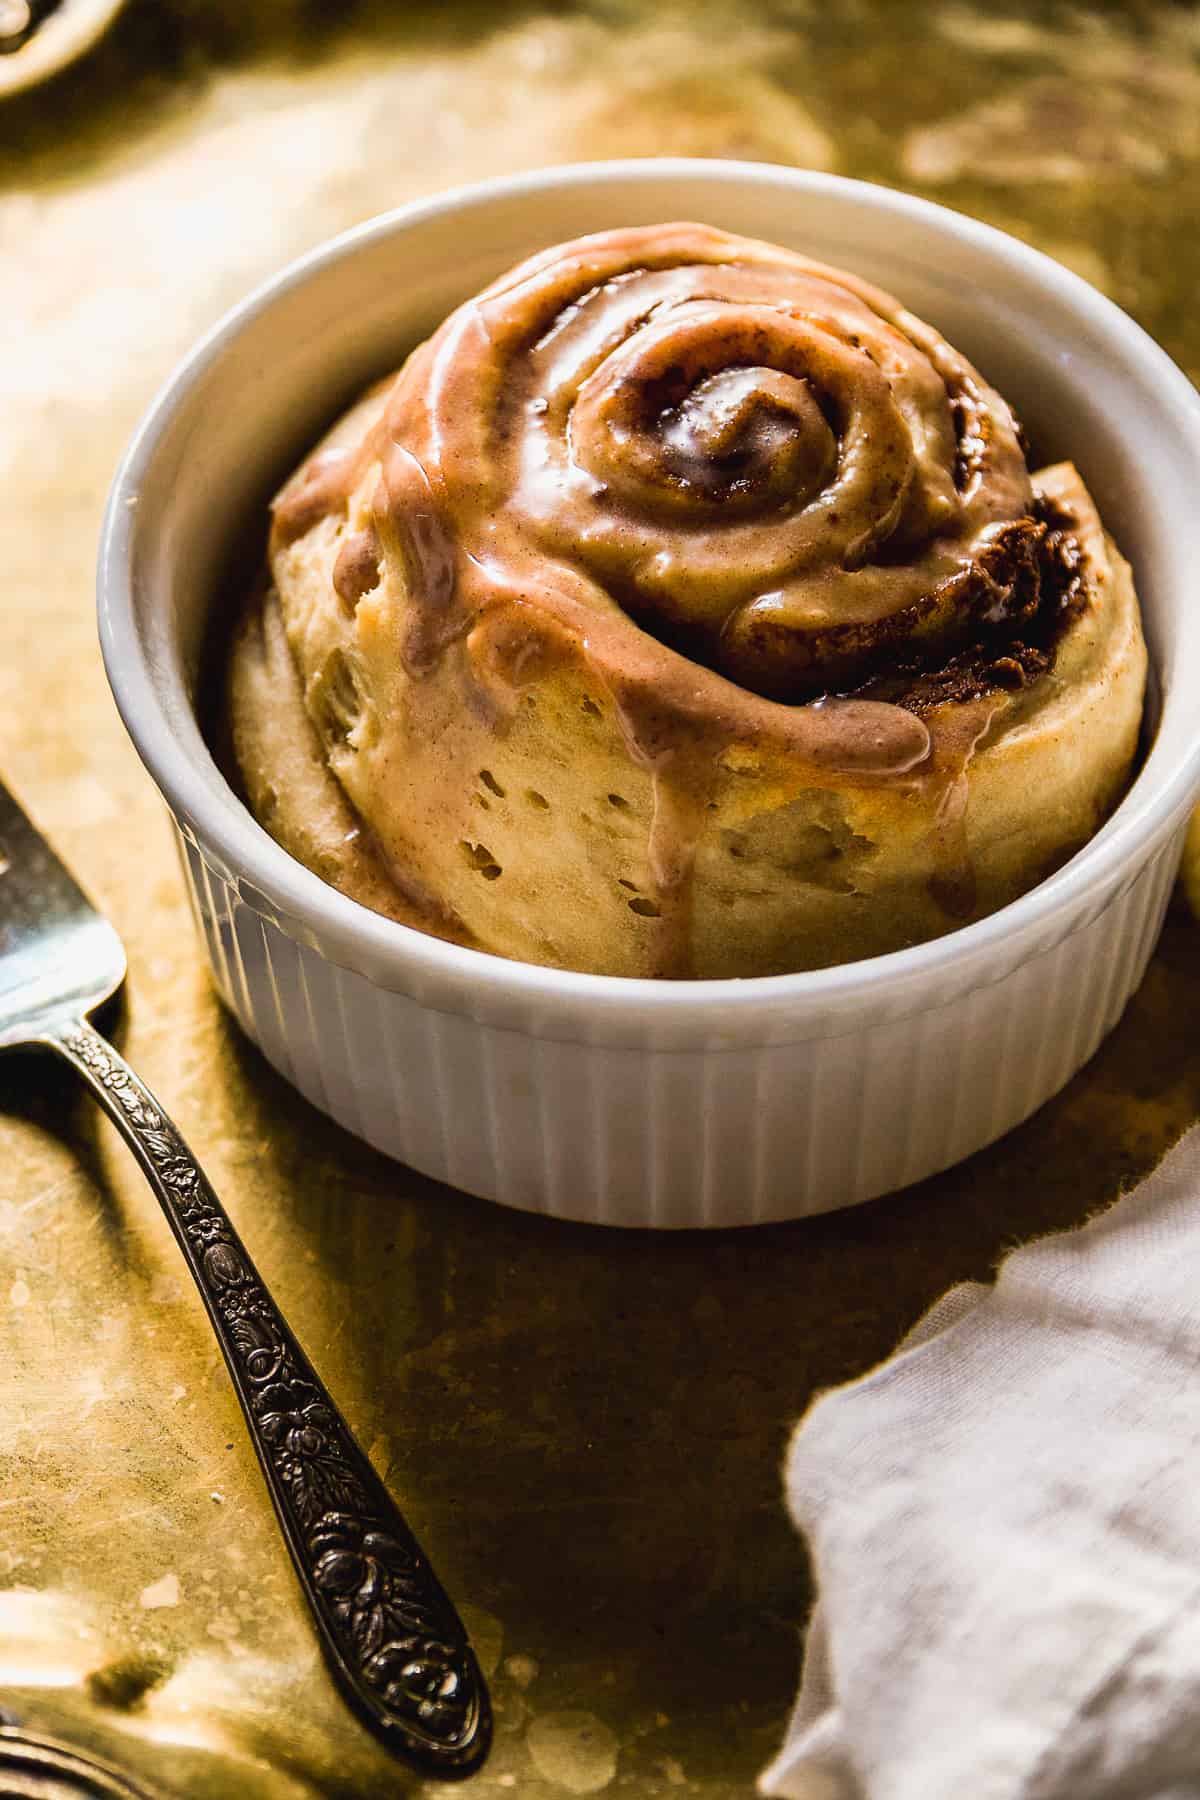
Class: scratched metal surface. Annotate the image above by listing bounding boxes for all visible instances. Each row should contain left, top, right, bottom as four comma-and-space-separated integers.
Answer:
2, 2, 1200, 1793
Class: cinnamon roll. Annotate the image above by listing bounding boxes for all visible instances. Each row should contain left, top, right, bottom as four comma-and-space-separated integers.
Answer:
227, 224, 1146, 977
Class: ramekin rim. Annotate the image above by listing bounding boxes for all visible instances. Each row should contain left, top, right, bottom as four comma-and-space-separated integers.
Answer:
98, 157, 1200, 1023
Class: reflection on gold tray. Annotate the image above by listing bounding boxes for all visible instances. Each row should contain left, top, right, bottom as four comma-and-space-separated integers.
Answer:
0, 0, 129, 99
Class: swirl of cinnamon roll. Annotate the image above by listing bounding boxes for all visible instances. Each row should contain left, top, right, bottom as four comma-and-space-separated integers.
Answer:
228, 225, 1146, 978
385, 223, 1031, 701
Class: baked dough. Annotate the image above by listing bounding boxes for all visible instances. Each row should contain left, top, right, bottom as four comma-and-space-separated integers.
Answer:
226, 225, 1146, 978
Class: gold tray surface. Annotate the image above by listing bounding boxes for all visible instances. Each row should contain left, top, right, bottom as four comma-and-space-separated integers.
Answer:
3, 2, 1200, 1792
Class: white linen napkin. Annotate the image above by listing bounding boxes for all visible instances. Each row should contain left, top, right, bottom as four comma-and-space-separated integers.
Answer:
760, 1123, 1200, 1800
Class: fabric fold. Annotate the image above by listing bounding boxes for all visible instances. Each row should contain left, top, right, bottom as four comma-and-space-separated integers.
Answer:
761, 1127, 1200, 1800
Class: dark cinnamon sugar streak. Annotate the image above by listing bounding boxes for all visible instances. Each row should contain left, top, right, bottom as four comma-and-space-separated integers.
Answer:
844, 499, 1088, 714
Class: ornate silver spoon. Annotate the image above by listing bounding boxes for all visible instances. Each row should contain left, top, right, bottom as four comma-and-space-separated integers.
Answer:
0, 776, 491, 1778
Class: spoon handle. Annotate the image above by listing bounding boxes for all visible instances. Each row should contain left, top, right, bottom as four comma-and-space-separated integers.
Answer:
45, 1014, 491, 1779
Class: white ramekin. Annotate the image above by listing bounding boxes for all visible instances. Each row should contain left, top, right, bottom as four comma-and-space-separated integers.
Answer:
98, 160, 1200, 1228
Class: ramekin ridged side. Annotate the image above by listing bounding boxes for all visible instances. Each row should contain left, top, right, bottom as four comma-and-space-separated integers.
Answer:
173, 815, 1182, 1227
100, 161, 1200, 1228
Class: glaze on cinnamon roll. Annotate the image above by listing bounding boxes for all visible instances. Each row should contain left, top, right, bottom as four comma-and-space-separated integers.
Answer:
227, 225, 1146, 977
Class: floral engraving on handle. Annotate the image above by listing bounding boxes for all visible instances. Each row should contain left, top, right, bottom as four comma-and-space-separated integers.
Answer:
61, 1024, 484, 1760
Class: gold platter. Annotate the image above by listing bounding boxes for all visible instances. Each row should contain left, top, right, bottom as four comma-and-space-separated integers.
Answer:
3, 2, 1200, 1792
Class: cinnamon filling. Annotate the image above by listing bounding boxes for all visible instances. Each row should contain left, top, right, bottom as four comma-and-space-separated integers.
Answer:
838, 496, 1088, 713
